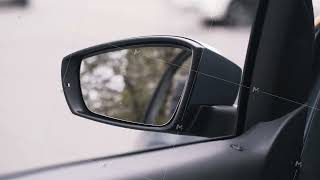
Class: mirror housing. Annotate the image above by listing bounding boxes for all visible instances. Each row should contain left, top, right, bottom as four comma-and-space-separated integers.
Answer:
61, 36, 241, 137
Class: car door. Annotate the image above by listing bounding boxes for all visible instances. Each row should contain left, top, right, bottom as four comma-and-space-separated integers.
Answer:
1, 0, 316, 179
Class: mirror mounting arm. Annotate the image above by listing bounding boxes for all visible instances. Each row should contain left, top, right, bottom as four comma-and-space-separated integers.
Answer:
188, 105, 237, 137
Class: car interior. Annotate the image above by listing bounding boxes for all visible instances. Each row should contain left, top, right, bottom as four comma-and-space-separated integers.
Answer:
298, 16, 320, 180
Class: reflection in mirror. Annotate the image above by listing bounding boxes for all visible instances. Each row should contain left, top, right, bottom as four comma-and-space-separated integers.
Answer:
80, 46, 192, 126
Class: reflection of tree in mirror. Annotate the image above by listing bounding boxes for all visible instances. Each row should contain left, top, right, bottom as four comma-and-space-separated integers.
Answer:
80, 47, 192, 125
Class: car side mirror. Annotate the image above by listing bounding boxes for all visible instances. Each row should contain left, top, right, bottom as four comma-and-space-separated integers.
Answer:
61, 36, 241, 137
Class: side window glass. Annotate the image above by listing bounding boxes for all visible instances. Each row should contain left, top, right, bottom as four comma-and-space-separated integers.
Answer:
0, 0, 259, 174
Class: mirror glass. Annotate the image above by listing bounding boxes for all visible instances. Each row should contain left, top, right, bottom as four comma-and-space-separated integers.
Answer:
80, 46, 192, 126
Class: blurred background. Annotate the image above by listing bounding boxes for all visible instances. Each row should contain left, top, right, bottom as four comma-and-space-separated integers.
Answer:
0, 0, 318, 175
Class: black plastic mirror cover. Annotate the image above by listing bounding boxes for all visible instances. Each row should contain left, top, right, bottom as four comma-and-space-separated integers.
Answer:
61, 36, 241, 137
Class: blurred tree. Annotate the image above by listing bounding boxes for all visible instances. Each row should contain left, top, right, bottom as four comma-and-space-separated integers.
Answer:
80, 47, 190, 125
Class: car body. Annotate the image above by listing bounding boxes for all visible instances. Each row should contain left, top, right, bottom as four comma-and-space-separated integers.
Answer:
171, 0, 257, 26
0, 0, 27, 7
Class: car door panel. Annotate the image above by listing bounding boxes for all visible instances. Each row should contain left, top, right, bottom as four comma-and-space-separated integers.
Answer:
3, 106, 306, 180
